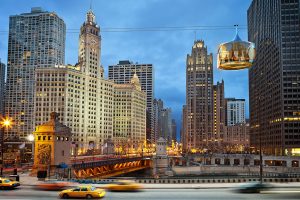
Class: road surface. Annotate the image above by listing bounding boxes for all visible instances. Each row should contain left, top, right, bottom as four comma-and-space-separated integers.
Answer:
0, 186, 299, 199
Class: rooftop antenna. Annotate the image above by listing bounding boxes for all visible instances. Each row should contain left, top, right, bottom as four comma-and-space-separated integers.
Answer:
194, 30, 197, 41
90, 0, 93, 11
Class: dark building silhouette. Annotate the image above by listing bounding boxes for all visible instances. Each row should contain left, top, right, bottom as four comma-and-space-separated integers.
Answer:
248, 0, 300, 155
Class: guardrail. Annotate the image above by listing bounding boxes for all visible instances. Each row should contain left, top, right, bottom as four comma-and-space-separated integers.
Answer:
67, 175, 300, 184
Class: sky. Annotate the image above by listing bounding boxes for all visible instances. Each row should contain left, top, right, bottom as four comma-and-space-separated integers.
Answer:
0, 0, 252, 140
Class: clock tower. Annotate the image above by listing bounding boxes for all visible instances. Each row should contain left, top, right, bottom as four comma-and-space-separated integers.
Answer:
78, 9, 103, 78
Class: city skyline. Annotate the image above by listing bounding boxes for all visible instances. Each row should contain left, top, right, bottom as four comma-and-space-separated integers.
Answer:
0, 0, 252, 139
0, 1, 300, 198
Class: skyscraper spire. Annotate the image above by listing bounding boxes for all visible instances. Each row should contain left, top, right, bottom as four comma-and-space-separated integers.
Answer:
90, 0, 93, 11
86, 0, 95, 24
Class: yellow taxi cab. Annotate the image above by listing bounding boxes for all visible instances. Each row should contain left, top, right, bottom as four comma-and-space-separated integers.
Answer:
0, 177, 20, 189
59, 185, 105, 199
36, 180, 70, 191
105, 180, 143, 191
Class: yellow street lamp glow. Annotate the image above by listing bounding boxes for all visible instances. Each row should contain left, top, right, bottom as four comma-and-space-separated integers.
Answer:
3, 120, 10, 127
1, 117, 12, 128
27, 134, 34, 142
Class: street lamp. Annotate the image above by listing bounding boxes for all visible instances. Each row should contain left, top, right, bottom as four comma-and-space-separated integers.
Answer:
27, 134, 34, 142
3, 119, 11, 127
0, 117, 12, 176
27, 134, 34, 163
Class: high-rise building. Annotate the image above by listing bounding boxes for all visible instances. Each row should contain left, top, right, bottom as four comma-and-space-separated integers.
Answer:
171, 119, 177, 142
226, 98, 246, 126
181, 105, 187, 151
152, 99, 174, 144
186, 40, 213, 150
6, 7, 66, 140
248, 0, 300, 155
0, 61, 5, 116
35, 65, 114, 153
213, 80, 226, 146
224, 123, 250, 151
152, 99, 164, 143
113, 74, 146, 147
78, 9, 103, 78
108, 61, 153, 140
35, 10, 114, 153
160, 108, 172, 145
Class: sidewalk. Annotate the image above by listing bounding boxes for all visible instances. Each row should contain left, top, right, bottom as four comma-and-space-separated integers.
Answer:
1, 166, 31, 175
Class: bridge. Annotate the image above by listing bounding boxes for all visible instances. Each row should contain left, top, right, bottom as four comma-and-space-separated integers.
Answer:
71, 155, 152, 179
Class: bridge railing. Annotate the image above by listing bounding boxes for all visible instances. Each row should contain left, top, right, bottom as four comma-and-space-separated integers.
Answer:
71, 154, 153, 164
72, 156, 152, 169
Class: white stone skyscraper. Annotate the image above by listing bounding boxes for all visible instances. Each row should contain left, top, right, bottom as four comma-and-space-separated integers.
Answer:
78, 9, 103, 78
108, 61, 154, 141
35, 10, 114, 154
185, 40, 213, 151
113, 74, 146, 148
5, 7, 66, 140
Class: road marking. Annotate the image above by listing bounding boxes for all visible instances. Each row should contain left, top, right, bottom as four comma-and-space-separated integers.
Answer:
261, 190, 300, 194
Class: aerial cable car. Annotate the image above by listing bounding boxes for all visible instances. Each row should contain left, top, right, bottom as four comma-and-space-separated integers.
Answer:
217, 25, 255, 70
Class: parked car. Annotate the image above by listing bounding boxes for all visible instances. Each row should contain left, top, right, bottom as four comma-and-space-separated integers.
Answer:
0, 178, 20, 189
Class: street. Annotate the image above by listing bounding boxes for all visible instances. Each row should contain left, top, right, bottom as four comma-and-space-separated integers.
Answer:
0, 186, 300, 200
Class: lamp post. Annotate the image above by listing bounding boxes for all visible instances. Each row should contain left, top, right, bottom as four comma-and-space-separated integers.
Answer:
1, 117, 12, 176
27, 134, 34, 164
257, 95, 263, 184
0, 125, 3, 176
259, 132, 263, 184
48, 146, 52, 179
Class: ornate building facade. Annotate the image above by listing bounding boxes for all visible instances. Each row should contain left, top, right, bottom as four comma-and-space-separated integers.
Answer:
113, 74, 147, 150
35, 10, 114, 154
186, 40, 213, 150
108, 61, 153, 142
